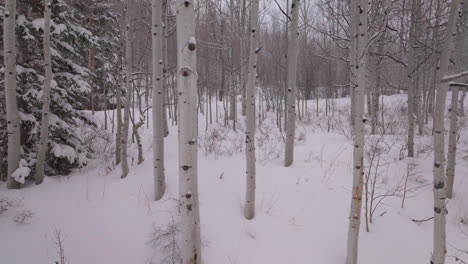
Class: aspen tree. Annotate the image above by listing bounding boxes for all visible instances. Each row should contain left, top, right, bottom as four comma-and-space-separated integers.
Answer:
284, 0, 300, 167
176, 0, 202, 261
446, 0, 468, 199
35, 0, 53, 184
406, 0, 422, 158
121, 0, 132, 178
345, 0, 368, 263
116, 2, 127, 166
431, 0, 461, 262
4, 0, 21, 189
446, 83, 461, 199
152, 0, 165, 200
244, 0, 260, 220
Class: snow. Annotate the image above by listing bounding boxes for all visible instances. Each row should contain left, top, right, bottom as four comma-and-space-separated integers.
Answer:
443, 70, 468, 82
51, 143, 77, 163
1, 94, 467, 264
11, 160, 31, 184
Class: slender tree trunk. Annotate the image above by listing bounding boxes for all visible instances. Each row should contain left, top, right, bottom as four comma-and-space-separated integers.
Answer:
115, 3, 126, 166
4, 0, 20, 189
244, 0, 259, 220
152, 0, 165, 200
176, 0, 202, 261
431, 0, 460, 263
406, 0, 421, 158
121, 0, 132, 178
446, 0, 468, 199
460, 90, 466, 116
35, 0, 53, 185
346, 0, 367, 263
446, 84, 460, 199
284, 0, 300, 167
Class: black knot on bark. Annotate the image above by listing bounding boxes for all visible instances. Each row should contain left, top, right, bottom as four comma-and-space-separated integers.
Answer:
434, 207, 441, 214
434, 182, 444, 189
252, 29, 256, 33
292, 3, 295, 8
185, 193, 192, 199
184, 1, 190, 7
434, 163, 441, 168
188, 139, 196, 145
188, 42, 196, 51
182, 165, 191, 171
181, 70, 189, 77
186, 204, 192, 211
355, 166, 361, 169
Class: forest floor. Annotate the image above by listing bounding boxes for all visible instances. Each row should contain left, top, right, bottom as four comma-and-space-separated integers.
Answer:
1, 94, 468, 264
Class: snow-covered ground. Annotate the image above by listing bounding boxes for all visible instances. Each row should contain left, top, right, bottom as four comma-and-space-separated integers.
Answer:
1, 94, 468, 264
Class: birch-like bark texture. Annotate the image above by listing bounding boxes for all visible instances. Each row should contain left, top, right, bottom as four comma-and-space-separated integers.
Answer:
446, 0, 468, 198
4, 0, 21, 189
446, 84, 460, 199
152, 0, 165, 201
346, 0, 367, 263
162, 0, 170, 138
115, 63, 123, 165
431, 0, 461, 262
284, 0, 300, 167
406, 0, 421, 158
121, 0, 132, 178
460, 90, 466, 116
244, 0, 260, 220
349, 0, 357, 128
116, 2, 127, 166
176, 0, 202, 261
35, 0, 53, 185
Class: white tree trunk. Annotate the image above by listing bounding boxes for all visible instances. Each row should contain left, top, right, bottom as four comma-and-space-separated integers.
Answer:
446, 0, 468, 198
406, 0, 421, 158
460, 90, 466, 116
284, 0, 300, 167
35, 0, 53, 185
176, 0, 202, 262
116, 2, 127, 166
121, 0, 132, 178
431, 0, 461, 262
244, 0, 259, 220
152, 0, 165, 200
346, 0, 367, 263
446, 84, 460, 199
4, 0, 20, 189
349, 0, 358, 128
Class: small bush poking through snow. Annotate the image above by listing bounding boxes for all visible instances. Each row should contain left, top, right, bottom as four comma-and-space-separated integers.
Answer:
198, 126, 244, 158
12, 210, 34, 224
148, 217, 182, 264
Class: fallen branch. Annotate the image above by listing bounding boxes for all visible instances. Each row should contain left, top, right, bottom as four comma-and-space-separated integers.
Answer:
411, 216, 434, 223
